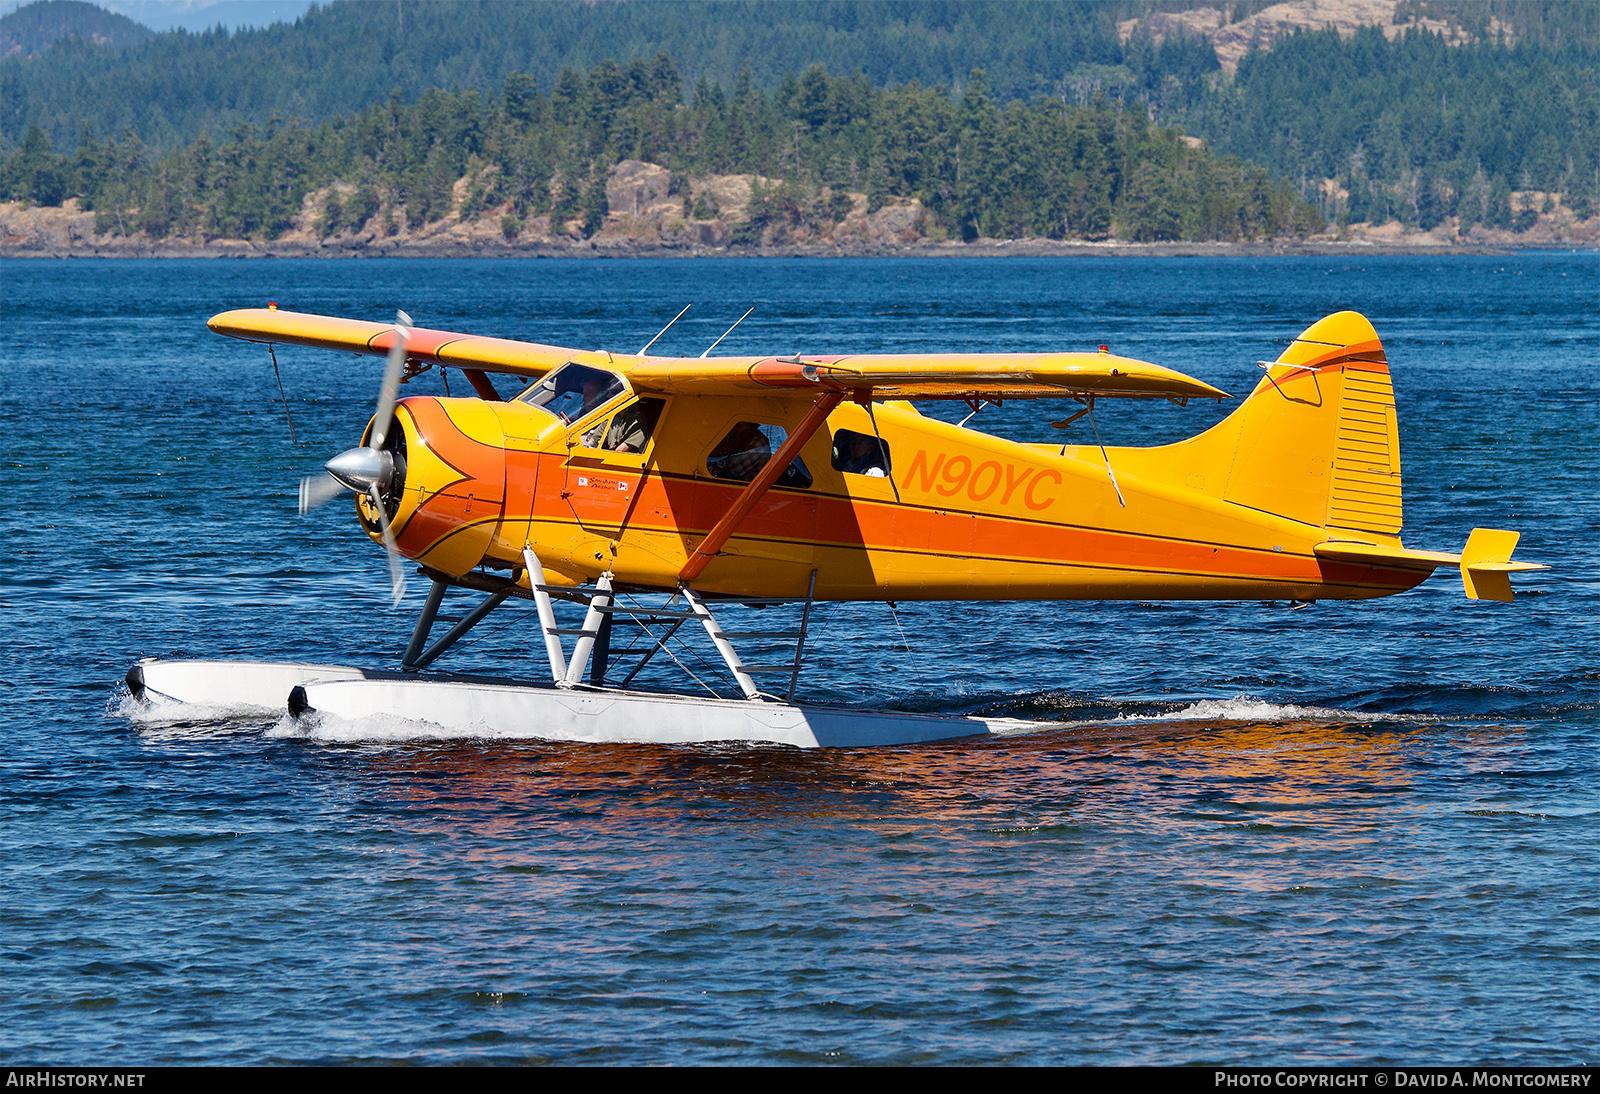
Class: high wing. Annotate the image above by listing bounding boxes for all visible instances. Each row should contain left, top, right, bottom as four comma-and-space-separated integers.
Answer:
209, 308, 594, 377
209, 307, 1229, 402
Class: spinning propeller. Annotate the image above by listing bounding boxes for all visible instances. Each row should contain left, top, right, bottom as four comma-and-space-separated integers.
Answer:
298, 309, 412, 607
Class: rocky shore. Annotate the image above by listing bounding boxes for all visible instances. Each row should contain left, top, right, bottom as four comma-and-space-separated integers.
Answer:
5, 159, 1596, 259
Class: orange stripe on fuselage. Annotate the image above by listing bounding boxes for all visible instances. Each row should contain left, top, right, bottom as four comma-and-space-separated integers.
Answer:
493, 458, 1420, 595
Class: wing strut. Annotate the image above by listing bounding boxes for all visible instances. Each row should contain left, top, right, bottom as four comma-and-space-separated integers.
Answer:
679, 391, 844, 583
862, 396, 902, 504
461, 369, 502, 400
267, 344, 297, 443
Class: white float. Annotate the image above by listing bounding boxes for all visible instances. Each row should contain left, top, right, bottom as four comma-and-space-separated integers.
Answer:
124, 658, 1049, 748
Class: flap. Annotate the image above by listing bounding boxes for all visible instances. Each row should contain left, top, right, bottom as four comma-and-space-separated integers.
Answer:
622, 352, 1228, 401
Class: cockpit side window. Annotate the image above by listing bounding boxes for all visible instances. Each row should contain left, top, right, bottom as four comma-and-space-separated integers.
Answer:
517, 363, 626, 423
601, 398, 665, 453
578, 397, 666, 453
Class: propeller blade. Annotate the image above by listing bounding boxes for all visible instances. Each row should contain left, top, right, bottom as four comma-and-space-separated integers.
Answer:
369, 309, 412, 451
367, 485, 407, 609
298, 472, 348, 515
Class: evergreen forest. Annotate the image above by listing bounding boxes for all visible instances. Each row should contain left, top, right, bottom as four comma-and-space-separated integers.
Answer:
2, 0, 1597, 242
0, 57, 1325, 243
1155, 24, 1600, 226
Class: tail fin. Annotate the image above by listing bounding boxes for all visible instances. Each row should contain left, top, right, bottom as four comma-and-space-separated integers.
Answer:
1460, 528, 1548, 601
1118, 311, 1551, 598
1139, 311, 1403, 535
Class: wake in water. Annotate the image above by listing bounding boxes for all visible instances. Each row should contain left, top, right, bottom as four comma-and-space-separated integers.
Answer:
107, 683, 278, 730
1114, 696, 1447, 725
107, 686, 283, 742
971, 689, 1460, 737
267, 709, 518, 743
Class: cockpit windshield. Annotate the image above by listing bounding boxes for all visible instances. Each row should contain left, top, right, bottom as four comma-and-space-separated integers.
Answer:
516, 363, 626, 423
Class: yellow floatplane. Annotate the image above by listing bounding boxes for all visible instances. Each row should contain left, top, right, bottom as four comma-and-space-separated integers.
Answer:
124, 307, 1544, 746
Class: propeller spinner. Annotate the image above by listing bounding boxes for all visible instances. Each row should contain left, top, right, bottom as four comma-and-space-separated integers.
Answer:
298, 309, 413, 607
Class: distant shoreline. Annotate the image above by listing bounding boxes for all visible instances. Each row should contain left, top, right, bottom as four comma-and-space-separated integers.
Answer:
7, 184, 1596, 260
4, 237, 1572, 259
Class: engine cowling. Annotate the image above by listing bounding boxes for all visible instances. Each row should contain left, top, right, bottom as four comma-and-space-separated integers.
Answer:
357, 397, 508, 578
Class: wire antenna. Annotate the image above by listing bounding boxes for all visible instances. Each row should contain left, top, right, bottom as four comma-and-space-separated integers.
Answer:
700, 307, 754, 358
638, 303, 692, 355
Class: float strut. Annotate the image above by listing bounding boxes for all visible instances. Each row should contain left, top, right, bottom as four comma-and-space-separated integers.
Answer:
402, 579, 449, 671
785, 569, 818, 703
617, 615, 686, 687
682, 586, 761, 700
523, 545, 567, 683
563, 573, 614, 688
407, 588, 511, 672
589, 610, 614, 686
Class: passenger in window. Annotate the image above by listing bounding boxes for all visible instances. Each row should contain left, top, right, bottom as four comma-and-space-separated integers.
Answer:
578, 377, 611, 418
708, 422, 771, 480
708, 422, 813, 488
775, 457, 812, 489
832, 430, 890, 477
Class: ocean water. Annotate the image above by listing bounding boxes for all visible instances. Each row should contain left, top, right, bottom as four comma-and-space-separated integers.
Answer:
1, 254, 1596, 1064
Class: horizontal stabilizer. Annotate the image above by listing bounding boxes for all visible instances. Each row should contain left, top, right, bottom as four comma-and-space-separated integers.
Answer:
1313, 541, 1460, 572
1315, 529, 1546, 601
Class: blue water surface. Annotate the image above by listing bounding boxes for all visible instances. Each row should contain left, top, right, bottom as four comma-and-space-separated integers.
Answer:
1, 254, 1596, 1064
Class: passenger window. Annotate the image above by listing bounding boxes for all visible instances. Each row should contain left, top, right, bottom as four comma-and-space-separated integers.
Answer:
518, 363, 625, 423
601, 398, 665, 454
831, 429, 891, 477
707, 422, 812, 489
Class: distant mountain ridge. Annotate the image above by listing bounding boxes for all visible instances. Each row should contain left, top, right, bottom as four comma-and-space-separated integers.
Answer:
2, 0, 1595, 241
4, 1, 1594, 157
1, 0, 150, 57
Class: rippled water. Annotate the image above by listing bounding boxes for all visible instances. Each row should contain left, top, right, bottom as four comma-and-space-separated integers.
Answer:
3, 254, 1596, 1064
